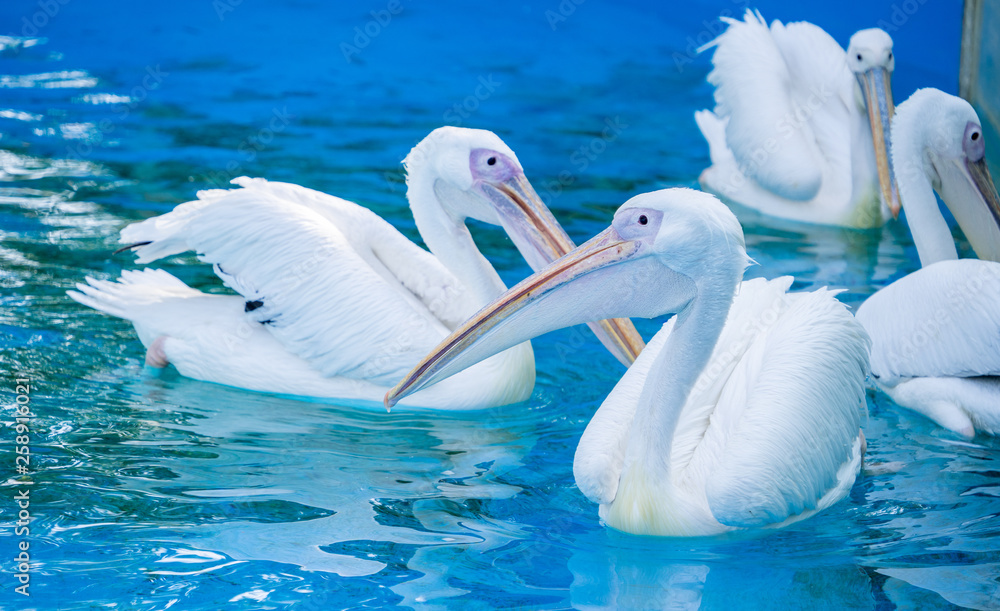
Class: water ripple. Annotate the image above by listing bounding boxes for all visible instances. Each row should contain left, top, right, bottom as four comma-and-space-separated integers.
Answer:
0, 70, 98, 89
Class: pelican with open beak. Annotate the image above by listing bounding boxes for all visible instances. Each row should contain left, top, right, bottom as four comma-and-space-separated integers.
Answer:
69, 126, 644, 409
695, 12, 900, 227
388, 188, 870, 535
857, 88, 1000, 437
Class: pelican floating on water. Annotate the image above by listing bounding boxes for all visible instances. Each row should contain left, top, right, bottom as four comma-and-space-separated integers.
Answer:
695, 11, 899, 228
69, 127, 644, 409
387, 188, 870, 536
856, 89, 1000, 437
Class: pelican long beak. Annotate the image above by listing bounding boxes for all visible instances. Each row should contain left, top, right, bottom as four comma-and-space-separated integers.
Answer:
386, 225, 642, 408
966, 156, 1000, 227
858, 67, 900, 218
940, 155, 1000, 262
482, 174, 645, 366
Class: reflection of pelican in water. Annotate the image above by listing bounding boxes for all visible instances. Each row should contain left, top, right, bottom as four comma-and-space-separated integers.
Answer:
570, 551, 709, 611
878, 564, 1000, 609
737, 212, 889, 305
568, 543, 878, 610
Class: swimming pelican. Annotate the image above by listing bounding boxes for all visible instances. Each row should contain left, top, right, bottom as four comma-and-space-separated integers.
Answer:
69, 127, 644, 409
695, 10, 899, 228
856, 89, 1000, 437
387, 188, 870, 536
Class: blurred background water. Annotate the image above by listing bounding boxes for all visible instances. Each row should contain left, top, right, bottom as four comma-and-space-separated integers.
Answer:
3, 0, 999, 609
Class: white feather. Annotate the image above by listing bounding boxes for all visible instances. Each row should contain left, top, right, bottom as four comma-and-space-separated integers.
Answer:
576, 277, 869, 535
696, 10, 886, 228
857, 90, 1000, 436
69, 268, 533, 410
857, 260, 1000, 436
857, 260, 1000, 384
385, 189, 872, 535
120, 177, 476, 385
70, 133, 549, 411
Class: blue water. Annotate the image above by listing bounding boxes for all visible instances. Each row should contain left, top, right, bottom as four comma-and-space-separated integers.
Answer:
3, 0, 997, 609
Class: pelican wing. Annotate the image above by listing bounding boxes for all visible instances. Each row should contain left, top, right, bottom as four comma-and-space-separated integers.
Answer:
684, 282, 869, 527
119, 177, 477, 384
856, 259, 1000, 385
769, 19, 855, 198
703, 11, 849, 201
576, 278, 868, 522
576, 278, 795, 506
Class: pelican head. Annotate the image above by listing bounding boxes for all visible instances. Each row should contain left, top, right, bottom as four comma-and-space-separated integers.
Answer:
404, 126, 645, 366
403, 127, 566, 270
404, 126, 522, 210
847, 28, 900, 217
386, 188, 749, 407
892, 88, 1000, 262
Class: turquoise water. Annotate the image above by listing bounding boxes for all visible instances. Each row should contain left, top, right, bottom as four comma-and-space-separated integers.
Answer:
4, 1, 999, 609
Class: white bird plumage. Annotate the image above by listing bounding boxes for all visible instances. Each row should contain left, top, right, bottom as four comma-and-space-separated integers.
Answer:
387, 188, 871, 536
695, 10, 898, 227
577, 276, 868, 535
69, 127, 643, 409
856, 89, 1000, 436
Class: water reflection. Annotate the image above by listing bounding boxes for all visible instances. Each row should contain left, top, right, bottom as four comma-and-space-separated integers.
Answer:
735, 206, 906, 308
567, 542, 879, 610
570, 551, 710, 610
878, 564, 1000, 610
107, 374, 545, 605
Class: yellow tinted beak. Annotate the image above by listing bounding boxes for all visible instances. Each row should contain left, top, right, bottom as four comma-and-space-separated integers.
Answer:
858, 66, 900, 218
386, 226, 641, 409
483, 173, 645, 365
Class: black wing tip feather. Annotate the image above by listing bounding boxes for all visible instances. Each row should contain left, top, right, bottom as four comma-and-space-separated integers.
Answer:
113, 241, 152, 256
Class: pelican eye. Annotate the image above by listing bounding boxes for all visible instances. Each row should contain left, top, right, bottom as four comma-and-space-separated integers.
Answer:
638, 215, 648, 225
963, 122, 985, 160
487, 156, 497, 166
856, 54, 862, 61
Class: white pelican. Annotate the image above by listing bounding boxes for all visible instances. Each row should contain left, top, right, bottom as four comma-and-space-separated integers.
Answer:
695, 10, 899, 228
387, 188, 871, 536
69, 127, 644, 410
855, 89, 1000, 437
